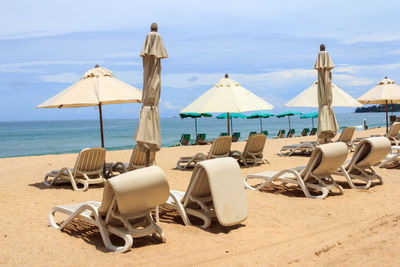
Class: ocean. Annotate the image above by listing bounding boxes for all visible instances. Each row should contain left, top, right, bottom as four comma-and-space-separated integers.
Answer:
0, 112, 391, 158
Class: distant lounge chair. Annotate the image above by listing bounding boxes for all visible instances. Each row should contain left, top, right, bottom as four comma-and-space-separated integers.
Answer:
176, 136, 232, 169
287, 129, 295, 138
194, 133, 207, 145
158, 157, 247, 228
219, 132, 228, 136
175, 134, 191, 146
232, 132, 240, 142
301, 128, 310, 136
353, 122, 400, 146
335, 127, 355, 151
44, 148, 106, 192
262, 130, 268, 137
244, 142, 348, 199
48, 166, 170, 252
275, 129, 285, 138
334, 137, 390, 189
230, 133, 268, 166
378, 145, 400, 168
310, 128, 317, 136
106, 146, 155, 176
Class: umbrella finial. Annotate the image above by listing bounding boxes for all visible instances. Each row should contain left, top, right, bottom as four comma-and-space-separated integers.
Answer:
151, 23, 158, 32
385, 76, 388, 79
225, 73, 229, 78
320, 44, 325, 51
95, 64, 100, 68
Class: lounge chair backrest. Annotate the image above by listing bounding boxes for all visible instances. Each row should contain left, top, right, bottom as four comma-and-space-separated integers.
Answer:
243, 134, 266, 155
301, 142, 348, 179
387, 122, 400, 138
337, 127, 355, 143
310, 128, 317, 136
220, 132, 228, 136
349, 137, 391, 169
73, 148, 106, 176
98, 166, 169, 216
287, 129, 295, 137
181, 134, 191, 145
232, 132, 240, 142
277, 129, 285, 138
301, 128, 309, 136
183, 157, 248, 226
128, 146, 155, 170
262, 130, 268, 136
195, 133, 206, 144
209, 136, 232, 158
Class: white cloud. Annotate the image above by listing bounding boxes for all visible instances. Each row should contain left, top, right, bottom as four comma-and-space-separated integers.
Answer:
39, 72, 81, 83
162, 101, 182, 110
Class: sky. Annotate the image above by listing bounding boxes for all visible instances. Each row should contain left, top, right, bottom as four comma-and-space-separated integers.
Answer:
1, 0, 400, 121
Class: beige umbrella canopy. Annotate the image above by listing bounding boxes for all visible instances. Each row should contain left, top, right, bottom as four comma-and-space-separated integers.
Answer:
357, 77, 400, 132
285, 80, 362, 107
180, 74, 274, 135
134, 23, 168, 155
36, 66, 142, 147
314, 45, 339, 141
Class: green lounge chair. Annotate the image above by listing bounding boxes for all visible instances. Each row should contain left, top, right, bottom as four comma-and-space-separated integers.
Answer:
232, 132, 240, 142
220, 132, 228, 136
276, 129, 285, 138
262, 130, 268, 137
301, 128, 310, 136
287, 129, 295, 138
175, 134, 191, 146
194, 133, 207, 145
310, 128, 317, 136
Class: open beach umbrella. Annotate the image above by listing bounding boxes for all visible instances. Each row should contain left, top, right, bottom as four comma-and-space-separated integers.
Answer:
216, 112, 246, 134
314, 44, 338, 141
285, 80, 362, 107
247, 111, 275, 132
300, 112, 318, 129
134, 23, 168, 165
180, 74, 274, 135
277, 110, 302, 131
36, 65, 142, 148
179, 112, 212, 136
357, 77, 400, 133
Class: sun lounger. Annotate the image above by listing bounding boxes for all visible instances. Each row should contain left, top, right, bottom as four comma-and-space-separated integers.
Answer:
194, 133, 207, 145
245, 142, 348, 199
262, 130, 268, 137
219, 132, 228, 136
301, 128, 310, 136
176, 136, 232, 169
48, 166, 169, 252
310, 128, 317, 136
335, 127, 355, 151
353, 122, 400, 146
287, 129, 295, 138
378, 145, 400, 168
230, 133, 268, 166
174, 134, 191, 146
105, 146, 155, 176
158, 157, 247, 228
274, 129, 285, 139
334, 137, 391, 189
232, 132, 240, 142
44, 148, 106, 191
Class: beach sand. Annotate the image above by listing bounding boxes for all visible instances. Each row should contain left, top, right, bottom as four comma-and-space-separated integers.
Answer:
1, 127, 400, 266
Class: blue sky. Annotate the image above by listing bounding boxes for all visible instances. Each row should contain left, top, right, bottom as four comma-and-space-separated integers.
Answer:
1, 0, 400, 121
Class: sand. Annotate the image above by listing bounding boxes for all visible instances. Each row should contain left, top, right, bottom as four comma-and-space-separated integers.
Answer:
1, 127, 400, 266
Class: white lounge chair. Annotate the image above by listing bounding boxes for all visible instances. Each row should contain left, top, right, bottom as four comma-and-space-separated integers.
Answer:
245, 142, 348, 199
176, 136, 232, 169
44, 148, 106, 191
353, 122, 400, 146
378, 145, 400, 168
334, 137, 391, 189
230, 133, 268, 166
48, 166, 170, 252
106, 146, 155, 176
159, 157, 247, 228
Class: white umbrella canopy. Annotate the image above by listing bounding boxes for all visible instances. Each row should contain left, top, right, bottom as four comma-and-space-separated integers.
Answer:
180, 74, 274, 135
285, 80, 362, 107
357, 77, 400, 132
36, 65, 142, 147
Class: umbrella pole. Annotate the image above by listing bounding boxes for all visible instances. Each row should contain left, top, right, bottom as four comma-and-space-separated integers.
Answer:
98, 104, 105, 148
231, 117, 233, 134
386, 100, 389, 133
260, 117, 263, 132
312, 118, 314, 129
195, 117, 198, 137
288, 116, 291, 132
227, 112, 230, 136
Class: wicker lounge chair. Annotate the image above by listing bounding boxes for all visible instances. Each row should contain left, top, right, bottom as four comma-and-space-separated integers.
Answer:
230, 133, 268, 166
244, 142, 348, 199
44, 148, 106, 191
106, 146, 155, 176
48, 166, 169, 252
334, 137, 390, 189
176, 136, 232, 169
158, 157, 247, 228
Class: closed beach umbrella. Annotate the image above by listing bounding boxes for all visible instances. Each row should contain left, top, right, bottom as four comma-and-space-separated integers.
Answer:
36, 65, 142, 147
134, 23, 168, 158
180, 74, 274, 135
179, 112, 212, 136
300, 112, 318, 129
285, 80, 362, 107
247, 111, 275, 132
314, 44, 338, 141
216, 112, 246, 133
357, 77, 400, 132
277, 110, 302, 132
